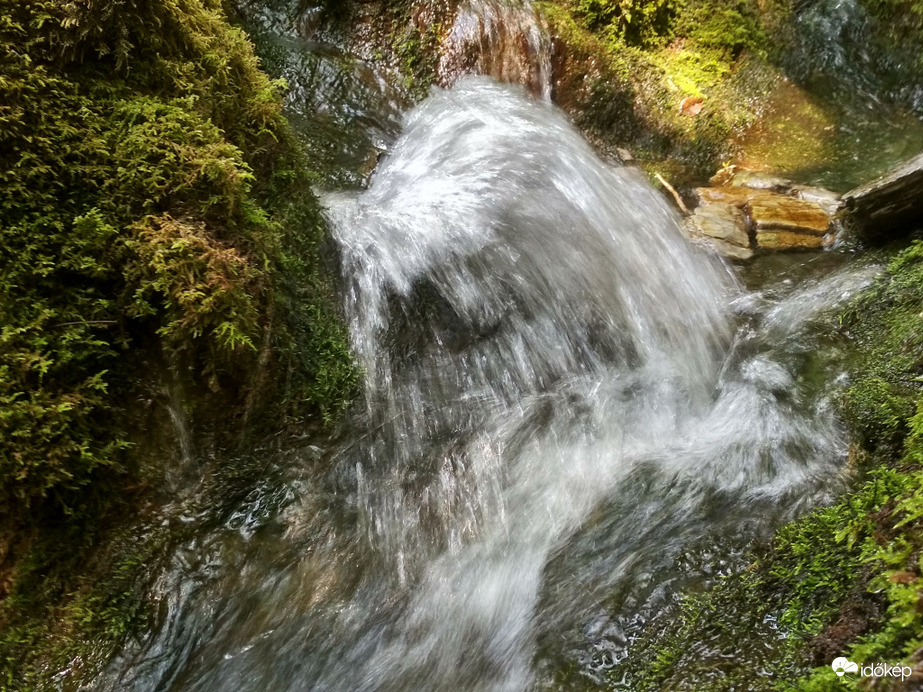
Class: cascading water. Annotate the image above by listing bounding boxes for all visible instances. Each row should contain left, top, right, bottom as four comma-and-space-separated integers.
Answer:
438, 0, 552, 98
92, 77, 877, 691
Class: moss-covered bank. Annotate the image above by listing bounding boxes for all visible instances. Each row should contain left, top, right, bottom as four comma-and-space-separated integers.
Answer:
0, 0, 357, 686
537, 0, 787, 183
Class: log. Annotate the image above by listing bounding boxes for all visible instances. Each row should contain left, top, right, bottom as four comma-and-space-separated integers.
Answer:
839, 152, 923, 239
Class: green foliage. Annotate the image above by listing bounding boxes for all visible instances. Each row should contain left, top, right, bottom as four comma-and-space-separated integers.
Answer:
396, 22, 442, 98
0, 519, 166, 690
540, 0, 777, 182
0, 1, 358, 685
572, 0, 676, 47
569, 0, 765, 55
125, 214, 261, 355
0, 0, 356, 517
859, 0, 923, 41
840, 241, 923, 451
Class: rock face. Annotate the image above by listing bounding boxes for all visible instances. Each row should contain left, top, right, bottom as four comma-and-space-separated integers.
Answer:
839, 152, 923, 239
685, 171, 837, 259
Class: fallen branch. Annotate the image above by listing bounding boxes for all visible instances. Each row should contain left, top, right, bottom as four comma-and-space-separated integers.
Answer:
655, 173, 690, 215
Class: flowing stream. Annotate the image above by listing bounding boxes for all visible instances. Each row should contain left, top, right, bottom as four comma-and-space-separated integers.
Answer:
93, 76, 880, 691
83, 0, 917, 688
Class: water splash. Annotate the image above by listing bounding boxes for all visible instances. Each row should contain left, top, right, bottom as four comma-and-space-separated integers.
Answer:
319, 77, 849, 689
91, 78, 863, 692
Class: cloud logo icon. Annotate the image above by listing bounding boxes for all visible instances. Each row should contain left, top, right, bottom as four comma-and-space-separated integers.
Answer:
832, 657, 859, 677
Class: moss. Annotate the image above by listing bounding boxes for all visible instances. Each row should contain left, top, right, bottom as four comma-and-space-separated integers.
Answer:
0, 519, 168, 690
0, 1, 357, 686
538, 0, 783, 183
0, 0, 356, 517
396, 20, 443, 99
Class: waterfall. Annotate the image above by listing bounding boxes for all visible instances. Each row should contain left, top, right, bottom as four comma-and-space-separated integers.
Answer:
438, 0, 553, 98
92, 78, 871, 692
316, 78, 850, 690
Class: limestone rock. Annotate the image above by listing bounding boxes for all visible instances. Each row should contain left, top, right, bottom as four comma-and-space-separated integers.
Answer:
689, 203, 750, 246
748, 196, 831, 235
840, 151, 923, 239
694, 186, 769, 208
756, 230, 826, 250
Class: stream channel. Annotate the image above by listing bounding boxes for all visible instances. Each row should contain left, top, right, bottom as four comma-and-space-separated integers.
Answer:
86, 0, 922, 689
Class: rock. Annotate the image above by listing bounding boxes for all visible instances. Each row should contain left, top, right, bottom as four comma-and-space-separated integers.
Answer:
616, 147, 635, 162
839, 151, 923, 239
689, 167, 841, 256
703, 236, 756, 260
748, 196, 831, 235
756, 230, 826, 250
694, 186, 770, 208
685, 203, 754, 260
729, 170, 793, 192
708, 165, 737, 187
791, 184, 841, 216
688, 203, 751, 247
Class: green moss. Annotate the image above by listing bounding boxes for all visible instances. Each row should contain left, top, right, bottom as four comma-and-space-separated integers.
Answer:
396, 21, 443, 99
539, 0, 782, 182
0, 520, 167, 690
0, 0, 356, 517
0, 1, 357, 686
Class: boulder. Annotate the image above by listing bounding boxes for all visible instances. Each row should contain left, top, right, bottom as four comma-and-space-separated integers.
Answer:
839, 152, 923, 239
685, 203, 754, 260
687, 171, 838, 258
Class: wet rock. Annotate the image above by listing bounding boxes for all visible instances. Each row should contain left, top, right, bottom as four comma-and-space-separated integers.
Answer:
701, 236, 756, 260
839, 151, 923, 239
688, 169, 839, 256
685, 203, 754, 260
791, 184, 841, 216
437, 0, 552, 98
694, 185, 769, 207
755, 230, 826, 250
688, 203, 750, 246
728, 170, 793, 192
748, 196, 831, 235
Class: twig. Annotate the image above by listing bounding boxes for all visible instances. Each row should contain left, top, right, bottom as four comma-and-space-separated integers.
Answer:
654, 173, 690, 215
51, 320, 118, 328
